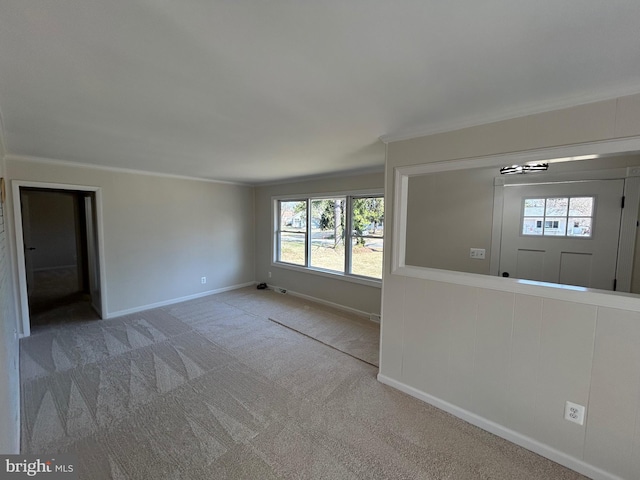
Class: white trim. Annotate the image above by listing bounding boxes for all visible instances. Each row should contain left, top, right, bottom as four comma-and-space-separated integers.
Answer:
391, 136, 640, 313
379, 85, 640, 144
5, 154, 250, 186
268, 283, 376, 321
11, 180, 108, 336
618, 172, 640, 292
106, 281, 255, 319
376, 374, 623, 480
489, 181, 503, 276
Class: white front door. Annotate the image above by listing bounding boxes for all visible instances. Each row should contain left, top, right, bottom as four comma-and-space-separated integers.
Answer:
499, 179, 624, 290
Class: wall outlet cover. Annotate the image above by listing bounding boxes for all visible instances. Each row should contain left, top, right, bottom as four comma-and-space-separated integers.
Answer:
564, 401, 586, 425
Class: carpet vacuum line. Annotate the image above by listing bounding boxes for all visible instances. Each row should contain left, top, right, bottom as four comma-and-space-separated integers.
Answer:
267, 317, 378, 368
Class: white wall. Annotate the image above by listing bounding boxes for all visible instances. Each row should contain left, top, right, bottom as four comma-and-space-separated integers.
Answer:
5, 158, 255, 319
381, 94, 640, 480
0, 155, 20, 453
254, 172, 384, 316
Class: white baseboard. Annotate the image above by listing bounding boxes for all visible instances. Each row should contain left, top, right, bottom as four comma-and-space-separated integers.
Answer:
376, 374, 622, 480
268, 284, 379, 322
105, 281, 256, 319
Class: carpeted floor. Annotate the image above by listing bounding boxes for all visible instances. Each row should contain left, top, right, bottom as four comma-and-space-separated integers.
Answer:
20, 287, 587, 479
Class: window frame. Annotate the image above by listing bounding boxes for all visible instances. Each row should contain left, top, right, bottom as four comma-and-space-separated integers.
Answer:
520, 195, 595, 238
273, 189, 383, 288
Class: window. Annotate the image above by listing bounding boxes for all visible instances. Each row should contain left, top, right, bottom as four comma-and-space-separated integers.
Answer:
278, 200, 307, 266
522, 196, 594, 237
275, 193, 384, 281
350, 196, 384, 279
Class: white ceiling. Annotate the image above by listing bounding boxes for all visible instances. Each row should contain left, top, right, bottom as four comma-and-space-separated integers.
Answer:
1, 1, 640, 184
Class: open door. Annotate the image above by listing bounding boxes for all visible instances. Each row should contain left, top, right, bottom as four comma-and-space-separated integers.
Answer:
19, 191, 36, 299
13, 182, 105, 336
84, 193, 102, 316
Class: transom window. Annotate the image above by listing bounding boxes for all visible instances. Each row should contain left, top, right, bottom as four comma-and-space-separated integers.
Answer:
521, 196, 594, 237
275, 194, 384, 280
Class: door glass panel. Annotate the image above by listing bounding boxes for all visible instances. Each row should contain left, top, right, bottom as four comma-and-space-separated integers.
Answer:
543, 218, 567, 236
545, 198, 568, 216
567, 218, 592, 237
523, 217, 544, 235
523, 198, 545, 216
522, 196, 595, 238
569, 197, 594, 216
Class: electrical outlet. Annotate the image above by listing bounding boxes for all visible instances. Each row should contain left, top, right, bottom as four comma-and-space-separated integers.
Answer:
268, 271, 272, 278
470, 248, 486, 259
201, 276, 207, 284
564, 401, 585, 425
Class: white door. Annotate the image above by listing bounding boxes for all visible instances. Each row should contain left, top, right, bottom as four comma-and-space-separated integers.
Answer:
20, 191, 36, 297
499, 179, 624, 290
84, 194, 102, 315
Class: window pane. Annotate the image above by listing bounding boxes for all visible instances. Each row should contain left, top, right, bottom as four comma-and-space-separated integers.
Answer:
351, 197, 384, 278
543, 217, 567, 236
545, 197, 568, 216
279, 233, 306, 265
567, 218, 592, 237
523, 217, 544, 235
569, 197, 594, 216
351, 237, 383, 279
524, 198, 545, 216
352, 197, 385, 239
279, 200, 307, 232
310, 198, 345, 272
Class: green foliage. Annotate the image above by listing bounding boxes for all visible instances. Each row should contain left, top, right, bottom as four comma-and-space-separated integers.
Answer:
312, 199, 345, 247
352, 197, 384, 246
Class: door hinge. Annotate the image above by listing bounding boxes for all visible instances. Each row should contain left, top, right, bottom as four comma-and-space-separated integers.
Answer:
613, 278, 617, 291
621, 196, 625, 208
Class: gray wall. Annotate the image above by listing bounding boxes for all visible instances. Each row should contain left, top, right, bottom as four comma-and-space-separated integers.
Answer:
406, 166, 495, 274
254, 172, 384, 315
24, 190, 78, 270
0, 157, 20, 453
6, 159, 255, 318
405, 155, 640, 287
381, 93, 640, 480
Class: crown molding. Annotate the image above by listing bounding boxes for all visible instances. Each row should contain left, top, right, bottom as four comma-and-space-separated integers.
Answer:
380, 84, 640, 144
4, 154, 252, 186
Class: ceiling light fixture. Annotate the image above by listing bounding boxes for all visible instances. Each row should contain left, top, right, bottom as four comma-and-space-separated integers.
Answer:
499, 163, 549, 175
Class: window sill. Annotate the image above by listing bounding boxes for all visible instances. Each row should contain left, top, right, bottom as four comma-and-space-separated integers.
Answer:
271, 262, 382, 288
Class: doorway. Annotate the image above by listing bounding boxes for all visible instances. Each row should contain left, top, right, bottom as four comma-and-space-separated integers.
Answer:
12, 182, 105, 336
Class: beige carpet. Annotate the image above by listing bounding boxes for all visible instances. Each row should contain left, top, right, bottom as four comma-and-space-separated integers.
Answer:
20, 287, 587, 479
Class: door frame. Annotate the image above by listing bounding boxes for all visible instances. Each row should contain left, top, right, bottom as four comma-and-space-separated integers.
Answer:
490, 167, 640, 292
11, 180, 107, 337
